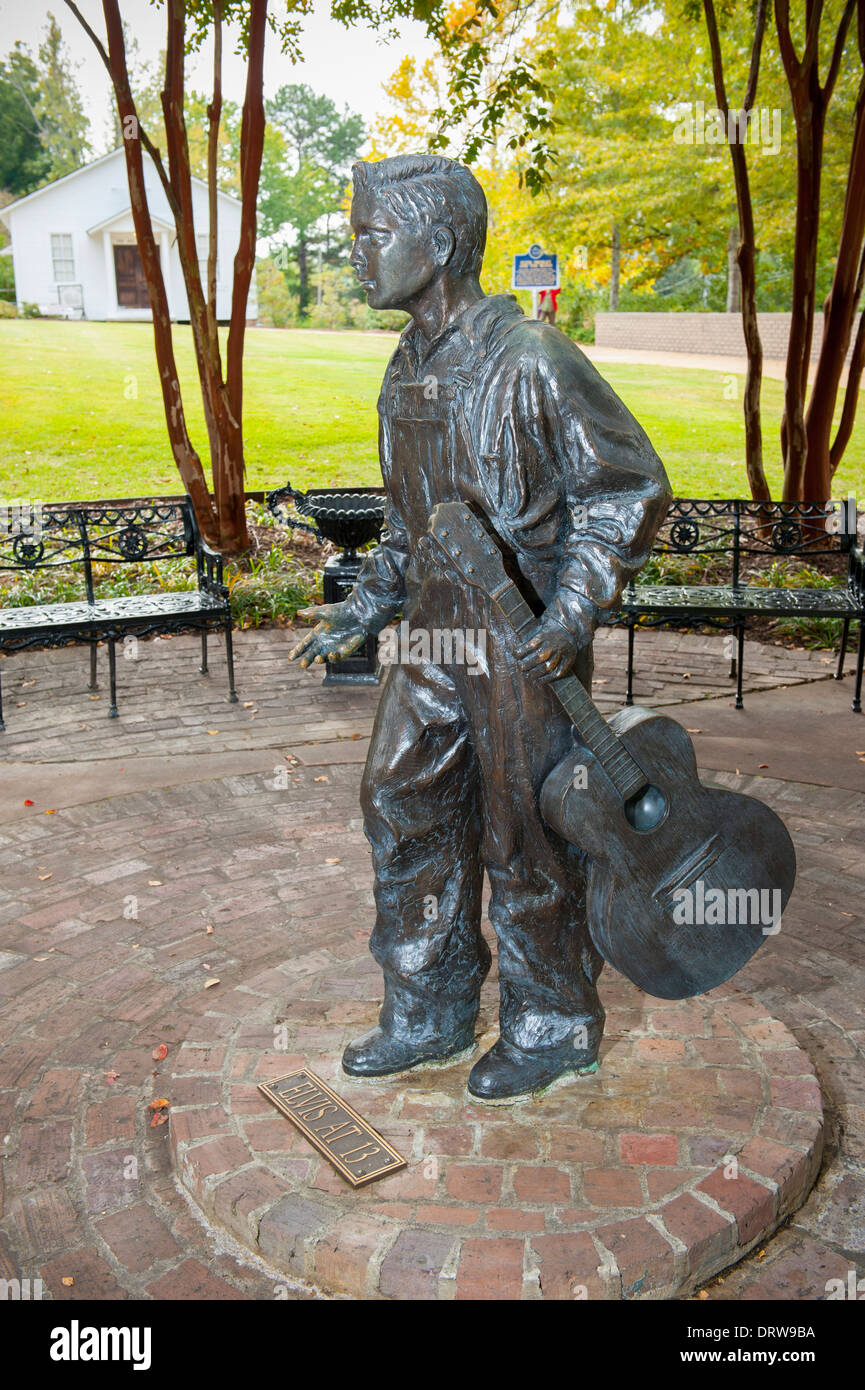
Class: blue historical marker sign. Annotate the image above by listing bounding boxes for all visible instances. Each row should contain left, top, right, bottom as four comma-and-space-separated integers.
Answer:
512, 242, 559, 291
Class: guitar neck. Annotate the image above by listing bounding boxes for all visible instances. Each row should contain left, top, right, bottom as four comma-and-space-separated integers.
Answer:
491, 575, 646, 801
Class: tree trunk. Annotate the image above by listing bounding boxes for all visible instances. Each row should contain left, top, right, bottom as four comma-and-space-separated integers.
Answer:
223, 0, 268, 553
803, 63, 865, 500
609, 223, 620, 311
97, 0, 218, 543
726, 225, 741, 313
297, 235, 309, 314
704, 0, 770, 501
780, 100, 824, 500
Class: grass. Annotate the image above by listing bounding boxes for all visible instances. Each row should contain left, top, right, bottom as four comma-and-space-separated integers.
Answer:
1, 320, 862, 503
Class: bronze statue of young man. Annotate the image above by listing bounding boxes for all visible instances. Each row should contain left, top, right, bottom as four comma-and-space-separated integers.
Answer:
289, 155, 671, 1101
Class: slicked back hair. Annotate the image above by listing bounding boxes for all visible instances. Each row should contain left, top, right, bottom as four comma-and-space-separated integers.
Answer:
352, 155, 487, 279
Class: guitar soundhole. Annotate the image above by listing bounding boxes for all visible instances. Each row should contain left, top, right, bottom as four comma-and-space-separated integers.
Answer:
625, 784, 668, 832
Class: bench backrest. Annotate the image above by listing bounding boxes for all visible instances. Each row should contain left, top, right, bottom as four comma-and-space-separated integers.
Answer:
0, 501, 196, 602
650, 499, 859, 589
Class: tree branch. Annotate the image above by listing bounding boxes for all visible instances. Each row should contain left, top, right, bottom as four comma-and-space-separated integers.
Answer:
823, 0, 857, 100
63, 0, 179, 220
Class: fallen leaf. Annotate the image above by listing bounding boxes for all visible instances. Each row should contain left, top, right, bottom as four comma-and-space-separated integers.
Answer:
148, 880, 162, 887
61, 1277, 74, 1287
34, 956, 48, 962
242, 701, 256, 708
38, 873, 53, 881
104, 1071, 120, 1084
324, 858, 341, 864
686, 729, 702, 734
149, 1110, 169, 1127
698, 1290, 708, 1301
24, 799, 34, 806
45, 809, 56, 815
314, 775, 329, 783
758, 763, 769, 769
350, 733, 362, 739
204, 977, 221, 989
202, 963, 211, 970
207, 730, 219, 736
148, 1098, 169, 1110
131, 944, 140, 950
152, 1044, 168, 1061
205, 924, 214, 935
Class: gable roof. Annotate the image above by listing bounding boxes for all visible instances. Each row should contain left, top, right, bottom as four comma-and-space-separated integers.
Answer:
0, 146, 242, 224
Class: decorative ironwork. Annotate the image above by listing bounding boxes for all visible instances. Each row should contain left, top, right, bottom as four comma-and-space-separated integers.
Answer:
668, 520, 701, 553
11, 537, 45, 568
116, 524, 148, 560
0, 499, 237, 729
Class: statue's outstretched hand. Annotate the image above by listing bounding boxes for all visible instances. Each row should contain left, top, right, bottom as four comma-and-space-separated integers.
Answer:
289, 602, 368, 667
516, 615, 583, 684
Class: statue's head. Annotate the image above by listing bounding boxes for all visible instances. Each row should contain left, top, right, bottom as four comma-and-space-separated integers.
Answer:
350, 154, 487, 311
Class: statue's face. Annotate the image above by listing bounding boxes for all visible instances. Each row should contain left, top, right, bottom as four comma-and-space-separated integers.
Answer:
350, 190, 444, 309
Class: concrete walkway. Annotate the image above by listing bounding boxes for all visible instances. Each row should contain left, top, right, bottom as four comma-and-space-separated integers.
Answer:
0, 625, 862, 1300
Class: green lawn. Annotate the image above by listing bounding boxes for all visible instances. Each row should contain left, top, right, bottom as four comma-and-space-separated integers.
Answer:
0, 320, 862, 502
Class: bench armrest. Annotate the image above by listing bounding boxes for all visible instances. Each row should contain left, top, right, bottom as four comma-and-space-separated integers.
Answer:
195, 538, 229, 601
848, 539, 865, 603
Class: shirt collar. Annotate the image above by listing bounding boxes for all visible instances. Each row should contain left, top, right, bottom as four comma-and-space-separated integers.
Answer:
397, 293, 524, 371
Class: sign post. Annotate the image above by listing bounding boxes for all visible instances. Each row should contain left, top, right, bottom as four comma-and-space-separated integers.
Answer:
512, 243, 559, 319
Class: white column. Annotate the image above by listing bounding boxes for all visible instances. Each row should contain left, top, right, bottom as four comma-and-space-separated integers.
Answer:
103, 231, 117, 318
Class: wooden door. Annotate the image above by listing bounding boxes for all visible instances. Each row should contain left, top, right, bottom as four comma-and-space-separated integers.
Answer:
113, 244, 150, 308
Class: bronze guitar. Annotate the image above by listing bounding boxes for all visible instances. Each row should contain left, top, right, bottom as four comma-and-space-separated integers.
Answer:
428, 501, 797, 1000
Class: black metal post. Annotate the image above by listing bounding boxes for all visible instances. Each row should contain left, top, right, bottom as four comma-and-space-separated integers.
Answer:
322, 553, 381, 686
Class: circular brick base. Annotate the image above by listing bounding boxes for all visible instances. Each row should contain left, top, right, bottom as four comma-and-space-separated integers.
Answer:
170, 955, 824, 1300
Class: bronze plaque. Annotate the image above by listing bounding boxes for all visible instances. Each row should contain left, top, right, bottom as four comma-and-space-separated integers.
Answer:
258, 1069, 407, 1188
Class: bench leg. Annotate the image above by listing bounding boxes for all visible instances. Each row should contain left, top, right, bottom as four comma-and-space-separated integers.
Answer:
88, 643, 98, 691
200, 630, 209, 675
728, 630, 737, 679
224, 621, 238, 703
625, 620, 635, 707
853, 621, 864, 714
735, 624, 745, 710
835, 617, 850, 680
108, 637, 119, 719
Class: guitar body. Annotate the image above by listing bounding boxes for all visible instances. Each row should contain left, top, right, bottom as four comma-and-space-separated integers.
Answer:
540, 706, 797, 999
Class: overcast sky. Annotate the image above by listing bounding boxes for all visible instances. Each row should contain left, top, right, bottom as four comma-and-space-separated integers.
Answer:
0, 0, 434, 152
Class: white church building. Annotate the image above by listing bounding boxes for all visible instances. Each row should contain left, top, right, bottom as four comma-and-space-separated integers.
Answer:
0, 147, 257, 322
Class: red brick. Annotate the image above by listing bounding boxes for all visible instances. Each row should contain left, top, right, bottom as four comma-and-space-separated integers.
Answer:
512, 1166, 571, 1203
696, 1167, 776, 1246
6, 1188, 80, 1257
770, 1076, 822, 1111
658, 1193, 735, 1283
379, 1229, 455, 1300
548, 1128, 605, 1163
181, 1137, 250, 1195
456, 1237, 524, 1300
619, 1133, 679, 1165
738, 1137, 811, 1213
445, 1164, 503, 1203
25, 1067, 85, 1118
17, 1120, 72, 1187
95, 1203, 181, 1274
488, 1209, 545, 1232
424, 1125, 474, 1156
258, 1193, 334, 1274
594, 1216, 677, 1296
82, 1150, 140, 1214
532, 1232, 608, 1299
169, 1106, 229, 1146
84, 1096, 136, 1147
416, 1205, 480, 1226
147, 1258, 248, 1300
480, 1125, 539, 1160
313, 1216, 388, 1298
583, 1168, 643, 1208
39, 1249, 127, 1300
636, 1038, 686, 1061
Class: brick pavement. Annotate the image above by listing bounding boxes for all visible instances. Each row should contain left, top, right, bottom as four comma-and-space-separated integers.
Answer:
0, 626, 863, 1300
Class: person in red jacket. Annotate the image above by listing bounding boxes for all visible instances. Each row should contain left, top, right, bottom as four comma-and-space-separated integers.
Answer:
537, 286, 560, 324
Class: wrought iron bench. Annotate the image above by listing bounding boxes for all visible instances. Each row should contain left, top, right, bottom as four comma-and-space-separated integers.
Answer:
609, 498, 864, 712
0, 500, 237, 729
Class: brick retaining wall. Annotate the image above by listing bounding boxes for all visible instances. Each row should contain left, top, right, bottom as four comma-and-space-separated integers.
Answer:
595, 311, 862, 366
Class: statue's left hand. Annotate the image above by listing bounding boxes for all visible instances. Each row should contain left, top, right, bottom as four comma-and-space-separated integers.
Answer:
516, 616, 581, 684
